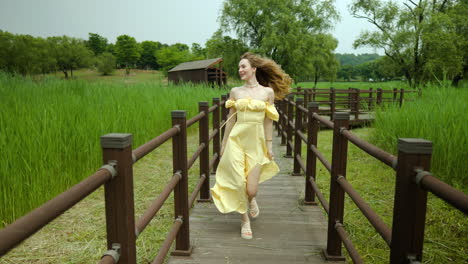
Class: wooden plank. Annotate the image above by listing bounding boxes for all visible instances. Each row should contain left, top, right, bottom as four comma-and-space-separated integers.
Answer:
167, 136, 336, 264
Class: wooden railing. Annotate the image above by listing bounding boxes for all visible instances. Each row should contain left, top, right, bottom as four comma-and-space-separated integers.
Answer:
0, 95, 230, 264
290, 87, 417, 122
276, 95, 468, 263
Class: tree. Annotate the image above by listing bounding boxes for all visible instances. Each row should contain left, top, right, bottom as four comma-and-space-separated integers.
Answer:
48, 36, 93, 79
155, 45, 191, 74
96, 52, 116, 75
115, 35, 141, 75
350, 0, 465, 90
86, 33, 108, 55
307, 34, 339, 86
220, 0, 339, 81
205, 30, 249, 78
191, 43, 206, 59
137, 41, 162, 70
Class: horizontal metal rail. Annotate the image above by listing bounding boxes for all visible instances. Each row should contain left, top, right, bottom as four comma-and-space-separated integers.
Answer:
189, 174, 207, 208
133, 126, 180, 162
0, 168, 112, 256
341, 129, 397, 169
295, 154, 306, 173
310, 144, 331, 172
135, 172, 182, 236
312, 113, 334, 129
335, 223, 364, 264
337, 176, 392, 246
187, 143, 206, 170
416, 170, 468, 214
151, 217, 183, 264
207, 104, 218, 113
309, 178, 329, 214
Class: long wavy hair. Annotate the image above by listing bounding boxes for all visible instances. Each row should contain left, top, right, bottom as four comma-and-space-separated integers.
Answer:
240, 52, 292, 100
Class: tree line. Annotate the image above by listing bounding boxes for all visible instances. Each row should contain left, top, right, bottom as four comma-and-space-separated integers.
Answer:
0, 31, 207, 78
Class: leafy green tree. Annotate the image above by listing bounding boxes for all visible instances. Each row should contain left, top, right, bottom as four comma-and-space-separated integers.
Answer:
337, 65, 357, 82
191, 43, 206, 59
220, 0, 338, 81
205, 30, 248, 78
307, 34, 339, 86
48, 36, 93, 79
86, 33, 108, 55
137, 41, 162, 69
155, 45, 191, 74
350, 0, 465, 89
96, 52, 116, 75
115, 35, 141, 75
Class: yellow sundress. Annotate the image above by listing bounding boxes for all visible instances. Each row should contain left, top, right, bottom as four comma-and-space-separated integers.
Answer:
210, 97, 280, 214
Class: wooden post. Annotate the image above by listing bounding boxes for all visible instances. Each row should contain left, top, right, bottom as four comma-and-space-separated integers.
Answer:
354, 88, 360, 120
285, 94, 294, 158
330, 88, 336, 121
312, 87, 316, 101
303, 89, 309, 128
220, 94, 228, 139
101, 133, 137, 264
280, 99, 287, 146
171, 111, 192, 256
393, 88, 398, 103
348, 88, 352, 110
368, 88, 373, 111
399, 88, 404, 107
198, 102, 211, 202
305, 102, 319, 205
276, 100, 282, 137
292, 97, 303, 176
212, 98, 221, 173
322, 112, 349, 261
390, 138, 432, 263
377, 88, 383, 105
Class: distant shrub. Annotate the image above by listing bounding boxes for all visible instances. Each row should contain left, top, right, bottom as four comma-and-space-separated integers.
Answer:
96, 52, 116, 75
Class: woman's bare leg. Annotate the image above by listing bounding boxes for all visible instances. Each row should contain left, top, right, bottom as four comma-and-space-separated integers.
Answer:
246, 164, 262, 201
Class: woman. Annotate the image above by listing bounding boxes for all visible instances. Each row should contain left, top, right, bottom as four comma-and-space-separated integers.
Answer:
210, 52, 292, 239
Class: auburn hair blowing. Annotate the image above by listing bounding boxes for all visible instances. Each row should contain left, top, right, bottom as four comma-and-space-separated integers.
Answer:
240, 52, 292, 100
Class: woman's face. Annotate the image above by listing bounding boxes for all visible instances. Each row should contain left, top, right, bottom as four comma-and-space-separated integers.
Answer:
238, 58, 256, 81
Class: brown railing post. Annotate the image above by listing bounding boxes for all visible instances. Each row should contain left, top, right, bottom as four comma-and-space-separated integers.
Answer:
390, 138, 432, 263
198, 102, 211, 202
280, 99, 287, 146
285, 94, 294, 158
171, 111, 192, 256
303, 89, 309, 127
354, 88, 360, 120
323, 112, 349, 261
348, 88, 352, 110
292, 97, 303, 176
330, 88, 336, 121
212, 97, 221, 172
276, 100, 282, 137
101, 133, 137, 264
377, 88, 383, 105
312, 87, 316, 101
305, 102, 319, 205
393, 88, 398, 103
220, 94, 228, 139
399, 88, 404, 107
368, 88, 373, 111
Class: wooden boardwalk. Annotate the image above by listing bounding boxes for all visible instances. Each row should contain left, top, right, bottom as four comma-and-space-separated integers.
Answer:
168, 136, 340, 264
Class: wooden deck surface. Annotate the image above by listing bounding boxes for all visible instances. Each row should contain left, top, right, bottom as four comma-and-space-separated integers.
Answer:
167, 136, 341, 264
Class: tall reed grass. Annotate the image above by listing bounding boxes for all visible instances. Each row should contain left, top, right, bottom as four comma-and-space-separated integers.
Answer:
371, 85, 467, 189
0, 72, 225, 226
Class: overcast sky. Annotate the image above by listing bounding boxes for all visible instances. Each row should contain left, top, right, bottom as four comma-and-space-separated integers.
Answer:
0, 0, 385, 54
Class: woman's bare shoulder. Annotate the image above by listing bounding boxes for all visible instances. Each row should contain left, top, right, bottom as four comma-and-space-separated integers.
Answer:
229, 86, 242, 100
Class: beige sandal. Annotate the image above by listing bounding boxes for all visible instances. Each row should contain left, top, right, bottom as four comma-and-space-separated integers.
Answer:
249, 198, 260, 219
241, 220, 253, 240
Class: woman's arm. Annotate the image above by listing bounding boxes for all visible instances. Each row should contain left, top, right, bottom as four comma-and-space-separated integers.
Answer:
264, 88, 275, 159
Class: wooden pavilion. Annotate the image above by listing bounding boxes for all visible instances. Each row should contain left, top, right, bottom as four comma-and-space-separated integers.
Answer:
168, 58, 227, 86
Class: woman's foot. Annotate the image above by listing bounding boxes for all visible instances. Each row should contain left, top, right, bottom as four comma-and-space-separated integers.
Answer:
249, 198, 260, 219
241, 220, 253, 240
